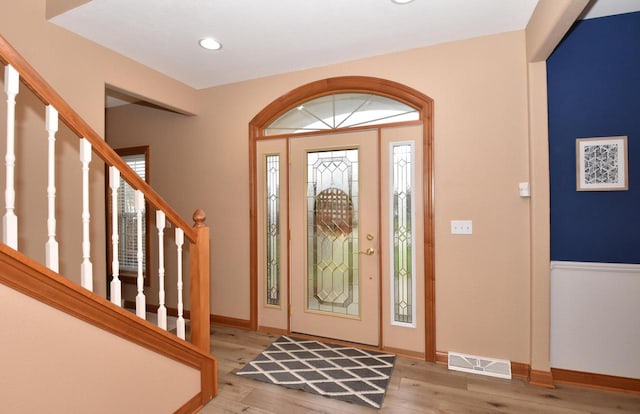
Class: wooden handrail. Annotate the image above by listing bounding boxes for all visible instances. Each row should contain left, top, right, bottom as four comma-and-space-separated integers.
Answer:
0, 243, 217, 408
0, 33, 215, 408
0, 34, 196, 242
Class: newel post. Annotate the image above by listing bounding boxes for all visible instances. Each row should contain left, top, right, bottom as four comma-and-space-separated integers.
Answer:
190, 208, 211, 353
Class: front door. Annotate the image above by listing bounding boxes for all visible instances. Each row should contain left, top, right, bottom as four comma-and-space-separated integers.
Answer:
289, 130, 379, 346
252, 80, 434, 359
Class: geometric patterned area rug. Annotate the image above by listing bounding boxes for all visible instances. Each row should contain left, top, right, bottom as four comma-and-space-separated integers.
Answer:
237, 336, 396, 409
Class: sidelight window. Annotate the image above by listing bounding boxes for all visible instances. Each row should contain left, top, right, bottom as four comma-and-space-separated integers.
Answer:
391, 143, 415, 326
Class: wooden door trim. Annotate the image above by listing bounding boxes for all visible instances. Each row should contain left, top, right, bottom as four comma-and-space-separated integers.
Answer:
249, 76, 435, 361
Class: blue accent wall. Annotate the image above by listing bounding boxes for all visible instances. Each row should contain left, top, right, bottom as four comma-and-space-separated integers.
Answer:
548, 12, 640, 263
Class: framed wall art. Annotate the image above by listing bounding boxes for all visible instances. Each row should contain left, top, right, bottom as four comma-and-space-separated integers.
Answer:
576, 136, 628, 191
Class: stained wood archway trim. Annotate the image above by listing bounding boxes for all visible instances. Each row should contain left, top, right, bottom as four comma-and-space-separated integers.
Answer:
248, 76, 435, 362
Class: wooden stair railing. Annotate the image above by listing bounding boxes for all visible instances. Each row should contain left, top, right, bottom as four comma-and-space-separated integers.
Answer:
0, 243, 216, 412
0, 34, 215, 410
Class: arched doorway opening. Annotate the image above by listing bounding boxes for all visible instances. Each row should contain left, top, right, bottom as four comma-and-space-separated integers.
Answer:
249, 76, 435, 360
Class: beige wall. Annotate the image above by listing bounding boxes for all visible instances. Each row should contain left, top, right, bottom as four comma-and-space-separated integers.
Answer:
1, 0, 198, 128
524, 0, 589, 373
1, 0, 586, 368
0, 283, 200, 413
526, 0, 589, 61
0, 0, 200, 296
527, 61, 552, 372
108, 30, 533, 363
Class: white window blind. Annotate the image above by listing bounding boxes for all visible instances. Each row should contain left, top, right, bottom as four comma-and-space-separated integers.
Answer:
118, 154, 146, 273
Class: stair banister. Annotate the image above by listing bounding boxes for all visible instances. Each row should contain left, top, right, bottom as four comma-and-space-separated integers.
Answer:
45, 105, 59, 272
175, 227, 186, 339
156, 210, 168, 330
0, 34, 212, 355
109, 166, 122, 306
0, 35, 196, 242
79, 138, 93, 291
2, 63, 18, 249
0, 34, 216, 410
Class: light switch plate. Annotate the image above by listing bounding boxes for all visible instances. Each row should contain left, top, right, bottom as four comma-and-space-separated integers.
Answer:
519, 182, 530, 197
451, 220, 472, 234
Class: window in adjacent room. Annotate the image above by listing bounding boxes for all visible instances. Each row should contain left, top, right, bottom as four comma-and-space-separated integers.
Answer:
106, 146, 150, 287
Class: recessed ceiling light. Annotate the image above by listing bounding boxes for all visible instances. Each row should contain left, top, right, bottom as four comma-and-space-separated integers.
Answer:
391, 0, 414, 4
199, 38, 222, 51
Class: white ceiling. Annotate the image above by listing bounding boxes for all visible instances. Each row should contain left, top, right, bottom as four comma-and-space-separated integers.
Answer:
580, 0, 640, 18
50, 0, 640, 97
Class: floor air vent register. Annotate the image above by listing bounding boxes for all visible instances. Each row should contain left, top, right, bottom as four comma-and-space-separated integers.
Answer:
447, 352, 512, 379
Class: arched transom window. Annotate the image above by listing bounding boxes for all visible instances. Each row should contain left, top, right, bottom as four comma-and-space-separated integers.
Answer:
265, 93, 419, 135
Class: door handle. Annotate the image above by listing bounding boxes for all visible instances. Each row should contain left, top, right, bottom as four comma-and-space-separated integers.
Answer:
358, 247, 375, 256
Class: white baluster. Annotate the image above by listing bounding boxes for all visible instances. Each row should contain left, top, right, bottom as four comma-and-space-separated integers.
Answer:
3, 65, 19, 249
156, 210, 167, 330
135, 190, 146, 319
45, 105, 59, 272
175, 227, 185, 339
109, 167, 121, 306
79, 138, 93, 291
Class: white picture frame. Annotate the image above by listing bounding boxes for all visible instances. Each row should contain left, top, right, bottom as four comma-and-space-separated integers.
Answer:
576, 136, 628, 191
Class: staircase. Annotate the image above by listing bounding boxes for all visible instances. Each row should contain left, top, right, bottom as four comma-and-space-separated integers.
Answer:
0, 35, 216, 413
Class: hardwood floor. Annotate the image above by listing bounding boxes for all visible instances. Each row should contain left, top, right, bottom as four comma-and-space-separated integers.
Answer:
201, 326, 640, 413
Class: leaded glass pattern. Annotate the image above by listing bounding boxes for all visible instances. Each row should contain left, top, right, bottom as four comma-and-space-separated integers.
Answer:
392, 144, 414, 325
266, 93, 419, 135
307, 149, 360, 316
265, 155, 280, 306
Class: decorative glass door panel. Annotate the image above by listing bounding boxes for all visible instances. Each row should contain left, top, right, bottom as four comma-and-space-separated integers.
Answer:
307, 150, 359, 317
290, 131, 379, 346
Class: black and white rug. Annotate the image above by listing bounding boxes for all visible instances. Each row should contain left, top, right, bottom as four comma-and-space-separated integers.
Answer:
236, 336, 396, 409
